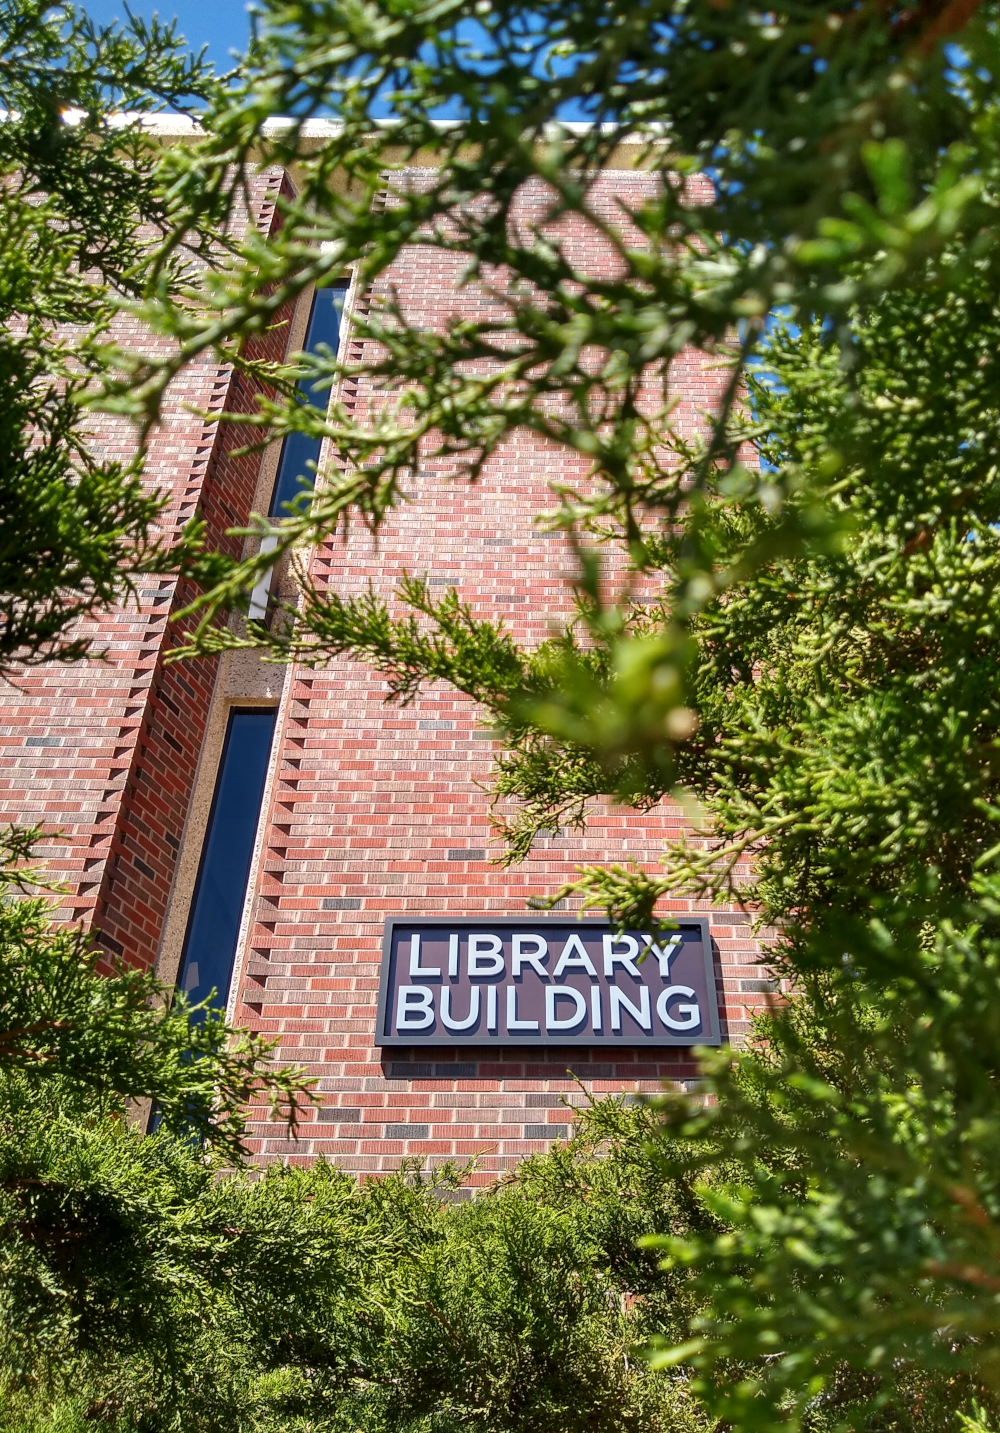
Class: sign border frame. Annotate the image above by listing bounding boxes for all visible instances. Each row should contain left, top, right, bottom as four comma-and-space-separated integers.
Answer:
374, 915, 721, 1048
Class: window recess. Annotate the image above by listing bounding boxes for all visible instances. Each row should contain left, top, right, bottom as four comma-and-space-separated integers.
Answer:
174, 708, 278, 1015
248, 284, 348, 623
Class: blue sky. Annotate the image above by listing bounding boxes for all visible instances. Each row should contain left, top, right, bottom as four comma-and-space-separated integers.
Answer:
82, 0, 253, 72
79, 3, 587, 121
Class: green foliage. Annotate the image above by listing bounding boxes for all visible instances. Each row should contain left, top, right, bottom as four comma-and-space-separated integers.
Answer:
0, 1086, 224, 1380
0, 1082, 992, 1432
644, 955, 1000, 1428
0, 827, 311, 1158
0, 1096, 716, 1432
603, 274, 1000, 1426
959, 1409, 1000, 1433
0, 0, 227, 668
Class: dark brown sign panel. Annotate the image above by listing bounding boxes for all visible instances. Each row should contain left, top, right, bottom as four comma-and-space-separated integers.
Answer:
375, 917, 720, 1047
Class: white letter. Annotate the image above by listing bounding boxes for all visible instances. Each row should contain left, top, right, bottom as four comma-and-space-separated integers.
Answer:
448, 933, 460, 978
397, 985, 434, 1030
591, 986, 602, 1032
657, 986, 700, 1032
468, 933, 504, 976
408, 933, 440, 978
512, 933, 548, 978
487, 985, 498, 1032
603, 933, 641, 978
441, 986, 480, 1031
506, 986, 539, 1033
641, 931, 683, 979
545, 985, 587, 1032
610, 986, 651, 1032
553, 933, 598, 978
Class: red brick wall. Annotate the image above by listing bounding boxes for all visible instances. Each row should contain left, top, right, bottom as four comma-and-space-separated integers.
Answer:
1, 161, 774, 1179
230, 170, 774, 1179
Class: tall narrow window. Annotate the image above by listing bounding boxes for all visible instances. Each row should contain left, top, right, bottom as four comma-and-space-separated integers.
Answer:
247, 284, 348, 624
269, 283, 348, 517
176, 708, 277, 1014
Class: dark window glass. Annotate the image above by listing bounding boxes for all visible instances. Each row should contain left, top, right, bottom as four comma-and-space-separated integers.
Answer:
269, 285, 347, 518
176, 708, 277, 1014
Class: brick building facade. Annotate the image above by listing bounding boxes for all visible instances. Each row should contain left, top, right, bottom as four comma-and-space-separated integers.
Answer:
1, 137, 772, 1180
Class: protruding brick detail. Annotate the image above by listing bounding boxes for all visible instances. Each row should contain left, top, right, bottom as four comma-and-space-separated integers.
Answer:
0, 169, 294, 974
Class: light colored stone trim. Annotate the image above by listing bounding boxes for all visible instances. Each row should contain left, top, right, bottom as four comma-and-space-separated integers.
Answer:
223, 665, 293, 1026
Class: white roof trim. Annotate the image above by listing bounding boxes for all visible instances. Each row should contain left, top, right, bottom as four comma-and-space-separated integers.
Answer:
51, 110, 667, 142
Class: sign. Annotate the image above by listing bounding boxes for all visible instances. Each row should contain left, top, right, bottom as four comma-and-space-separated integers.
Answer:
375, 917, 720, 1047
